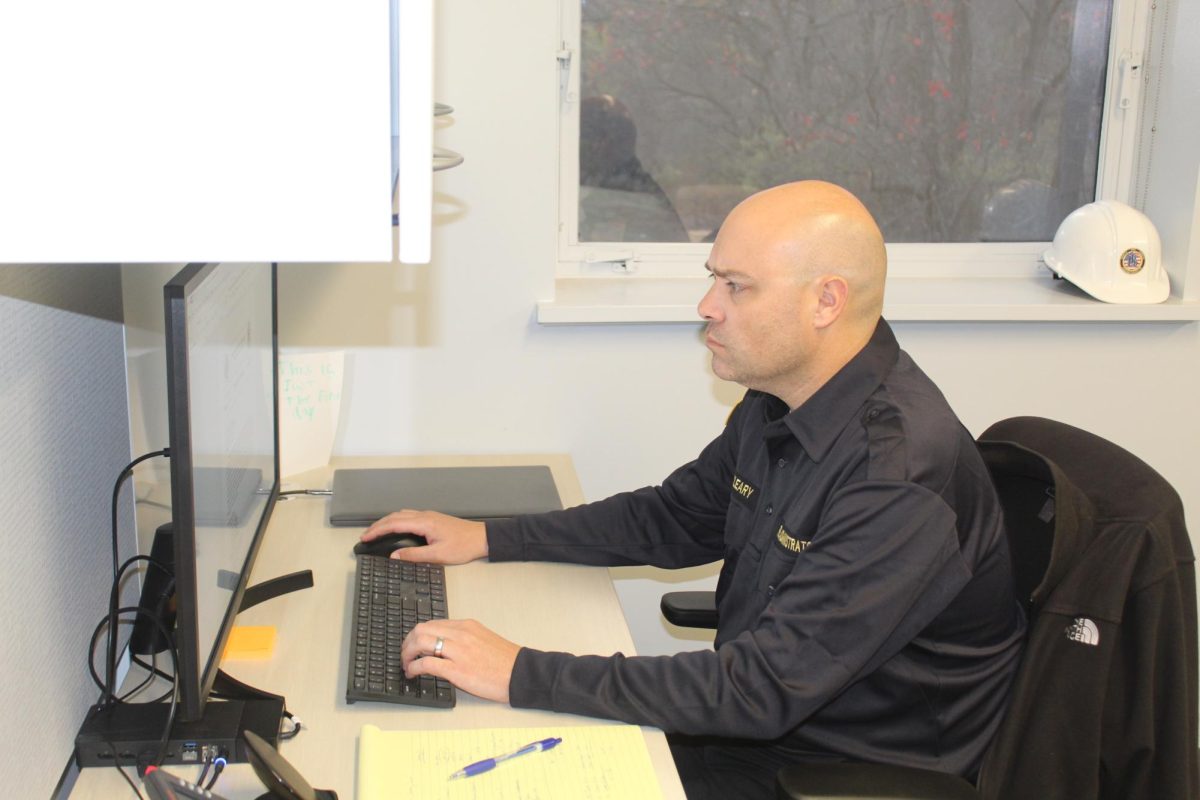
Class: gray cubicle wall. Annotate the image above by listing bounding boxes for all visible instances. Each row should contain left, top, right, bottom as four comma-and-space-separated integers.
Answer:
0, 265, 134, 796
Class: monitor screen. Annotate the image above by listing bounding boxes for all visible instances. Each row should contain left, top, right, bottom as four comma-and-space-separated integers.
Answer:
164, 262, 279, 722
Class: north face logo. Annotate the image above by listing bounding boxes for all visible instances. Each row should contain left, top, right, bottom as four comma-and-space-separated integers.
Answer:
1066, 617, 1100, 646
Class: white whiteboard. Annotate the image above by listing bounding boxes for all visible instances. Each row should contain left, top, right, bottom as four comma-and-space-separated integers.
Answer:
0, 1, 393, 263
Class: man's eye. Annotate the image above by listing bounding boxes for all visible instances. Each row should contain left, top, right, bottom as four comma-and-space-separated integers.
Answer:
705, 272, 743, 293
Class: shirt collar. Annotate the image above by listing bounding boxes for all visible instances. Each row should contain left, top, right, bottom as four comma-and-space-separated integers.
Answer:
761, 318, 900, 461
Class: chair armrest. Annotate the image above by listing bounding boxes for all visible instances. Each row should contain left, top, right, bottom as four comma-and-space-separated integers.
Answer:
775, 762, 979, 800
660, 591, 718, 629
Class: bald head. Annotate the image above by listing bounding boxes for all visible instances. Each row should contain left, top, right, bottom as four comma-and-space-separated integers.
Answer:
701, 181, 889, 407
719, 180, 887, 323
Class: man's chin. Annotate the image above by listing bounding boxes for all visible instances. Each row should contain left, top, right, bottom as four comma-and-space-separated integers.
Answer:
708, 357, 738, 383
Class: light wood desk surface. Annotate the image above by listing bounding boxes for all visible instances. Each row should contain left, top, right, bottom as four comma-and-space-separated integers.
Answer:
71, 454, 685, 799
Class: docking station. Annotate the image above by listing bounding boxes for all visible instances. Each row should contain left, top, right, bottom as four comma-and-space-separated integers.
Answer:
74, 696, 283, 770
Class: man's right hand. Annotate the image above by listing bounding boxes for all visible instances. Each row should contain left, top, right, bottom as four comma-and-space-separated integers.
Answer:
360, 510, 489, 564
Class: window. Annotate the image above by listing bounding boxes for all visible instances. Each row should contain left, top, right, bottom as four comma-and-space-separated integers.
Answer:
557, 0, 1150, 279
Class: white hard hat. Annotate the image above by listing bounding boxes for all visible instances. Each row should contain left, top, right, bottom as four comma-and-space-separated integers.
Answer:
1042, 200, 1169, 304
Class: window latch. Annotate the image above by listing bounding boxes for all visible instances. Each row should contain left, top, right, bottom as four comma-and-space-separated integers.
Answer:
583, 252, 639, 274
557, 47, 576, 103
1117, 50, 1143, 110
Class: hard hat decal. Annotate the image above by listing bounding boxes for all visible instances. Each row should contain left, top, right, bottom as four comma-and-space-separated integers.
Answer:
1119, 248, 1146, 274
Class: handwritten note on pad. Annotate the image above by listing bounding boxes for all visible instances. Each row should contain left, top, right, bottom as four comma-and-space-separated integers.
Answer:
358, 724, 664, 800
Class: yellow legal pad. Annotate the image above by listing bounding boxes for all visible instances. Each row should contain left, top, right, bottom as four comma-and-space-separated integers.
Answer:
358, 723, 664, 800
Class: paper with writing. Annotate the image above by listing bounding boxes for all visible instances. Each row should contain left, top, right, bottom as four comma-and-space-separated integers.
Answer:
278, 351, 344, 478
358, 724, 663, 800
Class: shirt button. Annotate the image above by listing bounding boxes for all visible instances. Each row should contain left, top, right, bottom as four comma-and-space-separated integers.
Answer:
765, 505, 773, 516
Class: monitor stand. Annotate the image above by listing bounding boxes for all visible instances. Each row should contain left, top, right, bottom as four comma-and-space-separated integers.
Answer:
75, 570, 313, 773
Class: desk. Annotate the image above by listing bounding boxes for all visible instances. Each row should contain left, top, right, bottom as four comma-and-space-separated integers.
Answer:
70, 454, 686, 799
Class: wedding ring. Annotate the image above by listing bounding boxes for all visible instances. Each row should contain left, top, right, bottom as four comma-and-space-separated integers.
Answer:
433, 636, 445, 658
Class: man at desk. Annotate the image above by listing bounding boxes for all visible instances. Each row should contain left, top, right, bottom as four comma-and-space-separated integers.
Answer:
361, 180, 1026, 799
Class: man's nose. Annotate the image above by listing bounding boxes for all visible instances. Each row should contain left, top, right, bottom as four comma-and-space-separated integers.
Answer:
698, 283, 721, 322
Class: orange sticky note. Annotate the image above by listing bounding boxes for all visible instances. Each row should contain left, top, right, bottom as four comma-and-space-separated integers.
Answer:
222, 626, 277, 660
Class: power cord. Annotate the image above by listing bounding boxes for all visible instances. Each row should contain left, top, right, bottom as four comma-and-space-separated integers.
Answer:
95, 555, 173, 703
92, 450, 172, 796
204, 756, 227, 791
195, 754, 214, 788
128, 654, 179, 703
111, 747, 147, 800
105, 449, 169, 706
279, 710, 303, 740
110, 449, 169, 577
118, 648, 159, 702
89, 603, 180, 771
278, 488, 332, 499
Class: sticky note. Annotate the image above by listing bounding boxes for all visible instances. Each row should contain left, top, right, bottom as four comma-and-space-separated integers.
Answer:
222, 626, 277, 660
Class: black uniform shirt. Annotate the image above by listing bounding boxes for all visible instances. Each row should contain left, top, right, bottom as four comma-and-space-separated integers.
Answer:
487, 320, 1026, 777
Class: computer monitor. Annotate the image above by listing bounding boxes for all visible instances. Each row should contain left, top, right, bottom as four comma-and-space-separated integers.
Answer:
163, 262, 280, 722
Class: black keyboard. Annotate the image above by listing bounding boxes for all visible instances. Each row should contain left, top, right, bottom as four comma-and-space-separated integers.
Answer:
345, 555, 456, 707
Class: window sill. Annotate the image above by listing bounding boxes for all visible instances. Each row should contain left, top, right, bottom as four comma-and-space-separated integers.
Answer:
537, 276, 1200, 324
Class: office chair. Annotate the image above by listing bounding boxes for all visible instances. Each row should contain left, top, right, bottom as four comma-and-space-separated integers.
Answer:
661, 417, 1199, 800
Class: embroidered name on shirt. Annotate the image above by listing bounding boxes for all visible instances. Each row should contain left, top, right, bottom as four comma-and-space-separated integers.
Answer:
729, 475, 759, 510
776, 526, 811, 553
1066, 617, 1100, 646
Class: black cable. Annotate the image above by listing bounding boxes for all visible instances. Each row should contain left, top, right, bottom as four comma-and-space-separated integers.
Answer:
89, 565, 171, 702
139, 610, 180, 770
118, 647, 158, 702
278, 488, 332, 498
204, 757, 227, 791
110, 748, 146, 800
103, 555, 172, 706
88, 605, 180, 771
89, 615, 155, 699
110, 449, 170, 579
106, 449, 169, 705
120, 654, 174, 705
100, 607, 170, 800
196, 756, 213, 787
129, 654, 178, 703
116, 569, 174, 704
278, 710, 302, 740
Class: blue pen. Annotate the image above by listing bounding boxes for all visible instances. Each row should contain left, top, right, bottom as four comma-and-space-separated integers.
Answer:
449, 736, 563, 779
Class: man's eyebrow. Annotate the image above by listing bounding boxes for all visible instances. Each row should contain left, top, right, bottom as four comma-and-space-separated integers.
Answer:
704, 262, 752, 281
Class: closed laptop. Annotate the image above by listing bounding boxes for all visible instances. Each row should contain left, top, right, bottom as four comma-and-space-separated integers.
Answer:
329, 466, 563, 526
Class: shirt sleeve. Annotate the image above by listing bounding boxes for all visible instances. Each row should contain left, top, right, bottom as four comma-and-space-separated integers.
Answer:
508, 480, 974, 739
485, 403, 747, 569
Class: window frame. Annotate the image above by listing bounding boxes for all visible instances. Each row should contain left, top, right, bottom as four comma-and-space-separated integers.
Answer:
554, 0, 1152, 283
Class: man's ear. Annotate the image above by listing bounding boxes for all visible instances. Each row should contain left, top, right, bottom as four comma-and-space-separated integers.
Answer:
812, 275, 849, 329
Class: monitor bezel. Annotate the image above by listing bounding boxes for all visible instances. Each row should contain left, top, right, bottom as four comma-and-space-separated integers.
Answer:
163, 261, 281, 722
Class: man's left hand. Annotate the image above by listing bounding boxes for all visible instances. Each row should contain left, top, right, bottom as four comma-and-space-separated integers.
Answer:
400, 619, 520, 704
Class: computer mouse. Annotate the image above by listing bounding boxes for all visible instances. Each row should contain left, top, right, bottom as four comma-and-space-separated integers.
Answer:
352, 532, 427, 557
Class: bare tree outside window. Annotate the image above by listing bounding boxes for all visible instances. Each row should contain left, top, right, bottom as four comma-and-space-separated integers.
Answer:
578, 0, 1112, 244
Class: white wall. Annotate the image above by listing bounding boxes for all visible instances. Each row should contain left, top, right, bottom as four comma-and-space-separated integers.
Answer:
279, 0, 1200, 657
0, 265, 133, 797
